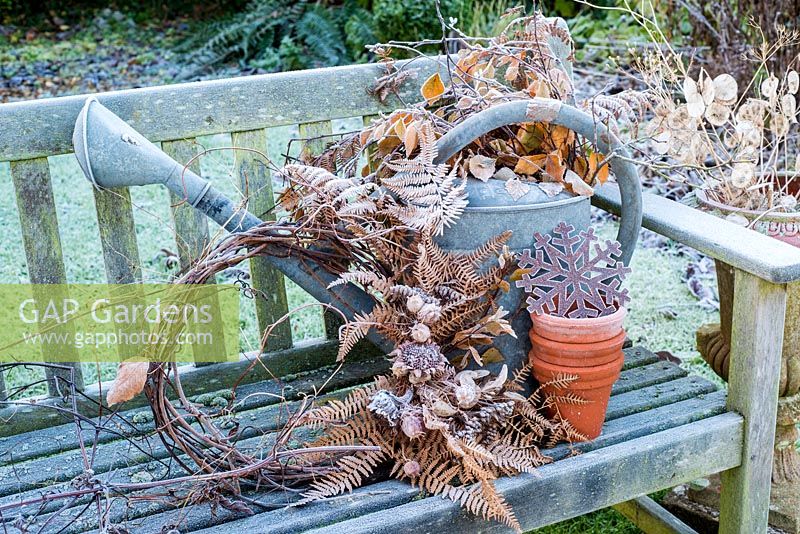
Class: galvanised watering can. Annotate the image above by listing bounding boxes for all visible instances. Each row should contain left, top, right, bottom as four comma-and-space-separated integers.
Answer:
72, 97, 642, 373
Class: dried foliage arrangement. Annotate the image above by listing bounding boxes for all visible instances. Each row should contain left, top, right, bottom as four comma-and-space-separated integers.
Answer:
352, 10, 646, 200
638, 18, 800, 212
96, 122, 580, 528
96, 6, 638, 530
298, 363, 583, 532
286, 129, 583, 531
516, 222, 631, 318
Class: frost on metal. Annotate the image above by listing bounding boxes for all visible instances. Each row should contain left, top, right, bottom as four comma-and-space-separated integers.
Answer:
515, 222, 631, 318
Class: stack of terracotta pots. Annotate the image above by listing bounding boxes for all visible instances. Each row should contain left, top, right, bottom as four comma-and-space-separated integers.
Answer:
529, 307, 627, 440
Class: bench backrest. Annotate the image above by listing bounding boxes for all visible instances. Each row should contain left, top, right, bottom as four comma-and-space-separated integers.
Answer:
0, 59, 436, 405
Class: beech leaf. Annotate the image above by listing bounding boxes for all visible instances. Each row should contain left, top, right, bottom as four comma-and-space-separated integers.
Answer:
514, 154, 546, 175
421, 72, 446, 103
107, 361, 149, 406
493, 167, 518, 181
505, 178, 530, 200
404, 122, 419, 156
480, 347, 505, 364
544, 153, 566, 182
469, 155, 496, 182
588, 153, 610, 184
456, 95, 476, 109
564, 169, 594, 196
537, 182, 565, 197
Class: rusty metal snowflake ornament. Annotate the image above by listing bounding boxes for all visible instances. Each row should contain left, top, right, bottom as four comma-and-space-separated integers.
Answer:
515, 222, 631, 318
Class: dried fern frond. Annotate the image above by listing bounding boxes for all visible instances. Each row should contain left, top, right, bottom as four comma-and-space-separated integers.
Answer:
382, 123, 468, 236
298, 345, 581, 532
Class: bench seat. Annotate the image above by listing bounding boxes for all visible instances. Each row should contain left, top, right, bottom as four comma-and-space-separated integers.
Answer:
0, 346, 737, 533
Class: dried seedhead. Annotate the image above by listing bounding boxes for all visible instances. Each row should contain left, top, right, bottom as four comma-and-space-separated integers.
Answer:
639, 24, 800, 211
390, 342, 451, 385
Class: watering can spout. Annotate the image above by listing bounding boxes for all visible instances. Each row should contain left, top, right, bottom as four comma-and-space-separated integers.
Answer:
73, 98, 260, 233
72, 98, 390, 352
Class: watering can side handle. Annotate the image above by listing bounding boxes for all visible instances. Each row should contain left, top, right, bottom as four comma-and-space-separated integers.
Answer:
433, 98, 643, 266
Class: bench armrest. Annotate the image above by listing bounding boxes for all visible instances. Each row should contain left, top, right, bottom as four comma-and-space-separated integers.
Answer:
593, 184, 800, 284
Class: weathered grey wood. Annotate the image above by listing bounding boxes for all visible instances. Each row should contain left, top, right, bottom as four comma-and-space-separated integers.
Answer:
92, 186, 144, 361
719, 271, 787, 534
611, 361, 687, 395
0, 424, 326, 532
189, 482, 420, 534
0, 344, 662, 440
0, 337, 381, 438
594, 184, 800, 283
0, 345, 671, 468
298, 120, 342, 341
128, 391, 730, 534
235, 413, 744, 534
0, 350, 720, 485
605, 375, 716, 421
622, 346, 661, 370
232, 128, 292, 350
0, 371, 5, 401
0, 376, 729, 533
92, 187, 142, 284
0, 345, 664, 462
10, 158, 84, 395
78, 387, 729, 534
161, 138, 228, 365
613, 496, 697, 534
162, 139, 211, 270
0, 356, 389, 499
0, 58, 441, 161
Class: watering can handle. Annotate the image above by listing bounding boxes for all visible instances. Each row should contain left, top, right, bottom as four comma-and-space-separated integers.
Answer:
432, 98, 642, 265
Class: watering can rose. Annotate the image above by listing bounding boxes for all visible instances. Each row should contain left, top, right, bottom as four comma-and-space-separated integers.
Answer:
0, 284, 240, 363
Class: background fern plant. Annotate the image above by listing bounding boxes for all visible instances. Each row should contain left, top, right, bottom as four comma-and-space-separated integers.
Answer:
177, 0, 494, 78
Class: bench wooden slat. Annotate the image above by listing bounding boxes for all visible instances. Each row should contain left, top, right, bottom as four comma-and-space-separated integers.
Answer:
0, 58, 440, 162
161, 138, 228, 365
0, 346, 667, 460
594, 184, 800, 284
611, 360, 686, 395
7, 369, 725, 534
297, 120, 341, 340
0, 337, 382, 438
0, 347, 722, 534
605, 375, 716, 421
613, 496, 697, 534
231, 128, 292, 350
0, 354, 390, 500
92, 187, 142, 284
175, 390, 730, 534
301, 412, 741, 534
719, 272, 787, 533
9, 157, 84, 395
162, 139, 211, 270
92, 187, 144, 361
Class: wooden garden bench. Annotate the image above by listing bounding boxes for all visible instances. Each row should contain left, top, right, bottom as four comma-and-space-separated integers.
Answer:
1, 59, 800, 533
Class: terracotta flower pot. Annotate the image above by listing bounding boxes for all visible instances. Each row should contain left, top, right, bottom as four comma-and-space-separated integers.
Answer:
696, 188, 800, 248
531, 306, 626, 343
529, 331, 626, 367
529, 307, 626, 440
